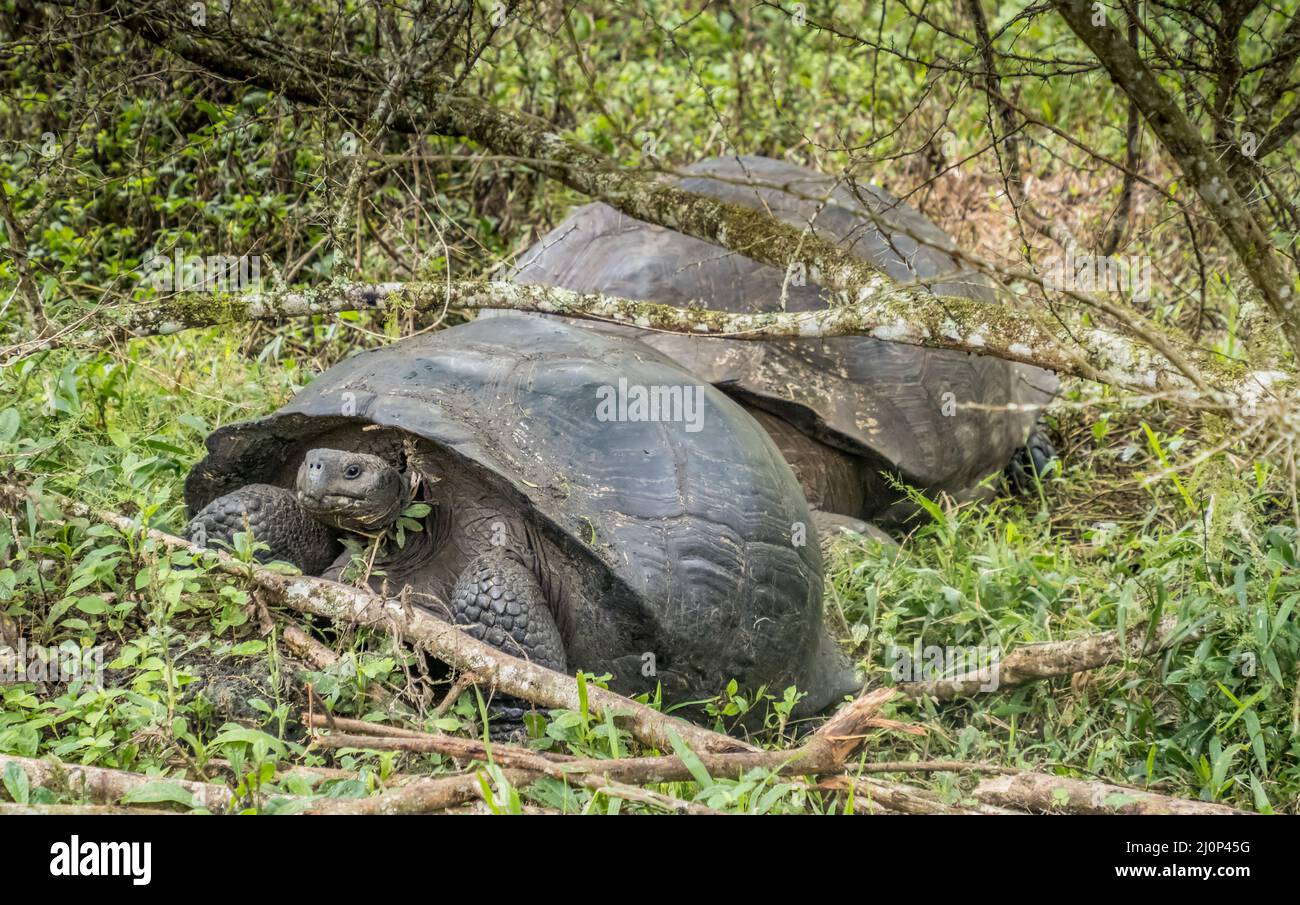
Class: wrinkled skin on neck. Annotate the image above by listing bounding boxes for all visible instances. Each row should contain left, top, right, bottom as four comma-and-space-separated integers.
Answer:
296, 448, 407, 533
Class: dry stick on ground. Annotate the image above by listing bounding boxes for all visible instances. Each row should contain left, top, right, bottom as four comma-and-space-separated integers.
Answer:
899, 615, 1205, 700
0, 481, 756, 757
303, 767, 536, 814
849, 760, 1018, 775
432, 670, 479, 717
442, 801, 562, 815
0, 754, 232, 812
204, 757, 423, 788
0, 803, 179, 815
303, 688, 902, 814
312, 721, 1223, 817
89, 1, 1291, 407
815, 775, 1021, 816
974, 772, 1249, 816
307, 688, 899, 780
282, 625, 341, 669
308, 744, 1007, 815
304, 715, 997, 781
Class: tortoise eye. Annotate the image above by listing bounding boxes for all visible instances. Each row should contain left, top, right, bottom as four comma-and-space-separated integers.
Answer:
343, 464, 362, 479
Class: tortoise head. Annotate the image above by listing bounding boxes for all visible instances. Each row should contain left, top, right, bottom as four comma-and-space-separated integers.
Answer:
295, 448, 407, 534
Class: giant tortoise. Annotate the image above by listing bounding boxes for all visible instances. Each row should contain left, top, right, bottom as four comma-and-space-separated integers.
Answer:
510, 155, 1058, 533
185, 314, 858, 721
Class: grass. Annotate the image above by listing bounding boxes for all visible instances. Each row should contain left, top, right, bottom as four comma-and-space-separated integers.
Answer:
2, 320, 1296, 813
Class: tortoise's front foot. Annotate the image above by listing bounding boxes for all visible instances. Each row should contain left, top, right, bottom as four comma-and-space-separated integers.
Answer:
450, 550, 567, 740
187, 484, 341, 575
1006, 421, 1057, 493
449, 550, 567, 672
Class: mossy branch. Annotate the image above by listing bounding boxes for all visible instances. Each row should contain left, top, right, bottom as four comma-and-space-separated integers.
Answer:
93, 0, 1294, 412
40, 278, 1292, 412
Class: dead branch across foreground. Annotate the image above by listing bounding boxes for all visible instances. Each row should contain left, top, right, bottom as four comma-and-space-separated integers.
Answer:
0, 482, 1241, 816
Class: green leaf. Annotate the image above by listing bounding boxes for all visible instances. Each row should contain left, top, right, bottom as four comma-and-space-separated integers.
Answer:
120, 781, 197, 808
0, 408, 19, 443
1244, 710, 1268, 773
74, 595, 108, 615
211, 724, 288, 758
666, 728, 712, 788
1249, 774, 1273, 814
193, 99, 223, 123
3, 762, 30, 804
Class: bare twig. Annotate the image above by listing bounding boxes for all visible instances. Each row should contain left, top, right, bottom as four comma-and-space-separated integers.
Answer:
975, 772, 1250, 815
899, 615, 1206, 700
0, 754, 232, 811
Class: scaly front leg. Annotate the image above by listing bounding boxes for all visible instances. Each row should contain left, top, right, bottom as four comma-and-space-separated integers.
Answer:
449, 549, 567, 737
449, 549, 567, 672
187, 483, 341, 575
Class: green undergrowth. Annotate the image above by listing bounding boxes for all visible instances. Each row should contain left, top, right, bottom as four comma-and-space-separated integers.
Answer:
0, 335, 1296, 813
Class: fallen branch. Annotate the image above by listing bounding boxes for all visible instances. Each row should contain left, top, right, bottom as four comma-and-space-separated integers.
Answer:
0, 481, 756, 757
302, 767, 536, 815
846, 760, 1017, 775
279, 578, 757, 755
900, 616, 1205, 700
205, 757, 423, 789
309, 689, 897, 777
61, 280, 1284, 408
0, 754, 232, 812
861, 717, 926, 736
816, 775, 1021, 815
0, 802, 179, 815
304, 688, 903, 814
443, 801, 561, 815
281, 626, 341, 669
974, 772, 1250, 815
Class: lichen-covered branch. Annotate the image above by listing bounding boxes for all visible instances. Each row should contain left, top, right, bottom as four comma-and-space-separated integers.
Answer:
0, 753, 232, 812
60, 279, 1291, 409
900, 616, 1206, 701
974, 772, 1249, 815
